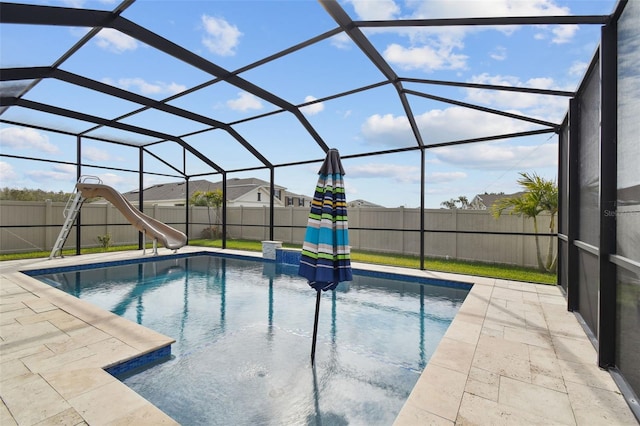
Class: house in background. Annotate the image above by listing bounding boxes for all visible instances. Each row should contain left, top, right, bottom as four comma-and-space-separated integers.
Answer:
469, 192, 526, 210
121, 178, 313, 208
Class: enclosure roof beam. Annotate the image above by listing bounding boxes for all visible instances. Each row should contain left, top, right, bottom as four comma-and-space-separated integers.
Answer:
319, 0, 425, 147
0, 96, 225, 174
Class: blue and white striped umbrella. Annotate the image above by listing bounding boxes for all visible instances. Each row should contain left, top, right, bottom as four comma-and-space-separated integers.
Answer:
298, 148, 352, 365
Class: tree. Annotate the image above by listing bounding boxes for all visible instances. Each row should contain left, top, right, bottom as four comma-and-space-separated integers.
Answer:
491, 172, 558, 272
190, 189, 223, 238
440, 195, 470, 209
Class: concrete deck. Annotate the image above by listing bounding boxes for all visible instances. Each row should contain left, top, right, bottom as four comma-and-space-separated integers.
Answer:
1, 247, 637, 425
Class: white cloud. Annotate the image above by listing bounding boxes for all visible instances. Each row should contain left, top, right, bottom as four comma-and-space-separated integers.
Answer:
227, 92, 263, 111
97, 173, 129, 188
201, 15, 242, 56
551, 24, 578, 44
432, 141, 558, 170
0, 161, 18, 182
490, 46, 507, 61
348, 163, 421, 184
360, 106, 532, 148
361, 113, 412, 147
300, 96, 324, 116
384, 43, 467, 72
426, 171, 467, 184
96, 28, 137, 53
82, 146, 111, 162
26, 164, 76, 182
347, 0, 400, 20
465, 73, 569, 121
105, 77, 186, 96
0, 127, 59, 153
568, 61, 588, 77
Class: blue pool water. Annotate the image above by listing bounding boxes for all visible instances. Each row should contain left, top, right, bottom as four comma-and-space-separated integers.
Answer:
32, 254, 469, 425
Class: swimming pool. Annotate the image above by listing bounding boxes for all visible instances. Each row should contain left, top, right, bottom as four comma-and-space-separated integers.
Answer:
30, 253, 469, 425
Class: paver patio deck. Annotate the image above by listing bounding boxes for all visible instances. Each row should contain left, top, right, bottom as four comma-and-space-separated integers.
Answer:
1, 247, 637, 425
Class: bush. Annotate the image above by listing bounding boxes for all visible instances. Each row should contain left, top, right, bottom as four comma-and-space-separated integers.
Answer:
96, 233, 112, 250
200, 227, 219, 239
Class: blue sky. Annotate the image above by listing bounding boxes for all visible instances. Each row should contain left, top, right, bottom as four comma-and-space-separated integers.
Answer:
0, 0, 616, 207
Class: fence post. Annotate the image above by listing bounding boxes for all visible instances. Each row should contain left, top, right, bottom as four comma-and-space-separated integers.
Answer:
45, 199, 53, 250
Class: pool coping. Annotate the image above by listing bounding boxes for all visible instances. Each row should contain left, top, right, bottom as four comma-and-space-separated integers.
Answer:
1, 247, 637, 425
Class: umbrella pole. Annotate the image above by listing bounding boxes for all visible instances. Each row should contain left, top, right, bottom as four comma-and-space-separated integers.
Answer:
311, 290, 321, 366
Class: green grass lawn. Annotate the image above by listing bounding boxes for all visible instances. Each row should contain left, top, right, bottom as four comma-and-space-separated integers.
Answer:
0, 238, 556, 285
189, 238, 556, 285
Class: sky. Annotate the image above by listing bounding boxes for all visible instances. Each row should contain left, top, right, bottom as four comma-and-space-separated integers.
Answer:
0, 0, 618, 208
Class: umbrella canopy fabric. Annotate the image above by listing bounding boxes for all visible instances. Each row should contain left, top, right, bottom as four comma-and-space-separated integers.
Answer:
299, 149, 353, 291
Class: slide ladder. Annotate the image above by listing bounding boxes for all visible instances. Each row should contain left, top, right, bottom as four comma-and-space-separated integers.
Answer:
49, 176, 101, 259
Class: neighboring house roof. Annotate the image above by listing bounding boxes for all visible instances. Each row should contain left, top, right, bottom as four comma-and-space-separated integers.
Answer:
348, 199, 384, 208
121, 178, 306, 207
470, 192, 526, 210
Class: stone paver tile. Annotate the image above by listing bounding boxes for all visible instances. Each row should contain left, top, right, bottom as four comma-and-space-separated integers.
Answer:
0, 307, 34, 325
69, 380, 152, 425
41, 368, 116, 400
558, 358, 621, 393
484, 305, 526, 329
536, 285, 562, 295
0, 358, 30, 382
565, 380, 637, 426
444, 317, 482, 345
16, 308, 72, 326
498, 376, 575, 425
393, 404, 454, 426
67, 338, 140, 370
0, 342, 50, 364
551, 335, 597, 365
0, 400, 18, 426
428, 337, 476, 374
45, 326, 112, 355
538, 294, 567, 306
457, 391, 572, 426
107, 404, 180, 426
22, 345, 95, 373
505, 300, 543, 314
524, 310, 548, 331
531, 371, 566, 393
473, 335, 531, 382
23, 298, 58, 314
1, 320, 67, 346
0, 301, 28, 314
503, 326, 553, 349
528, 346, 563, 379
1, 372, 71, 425
541, 305, 587, 340
33, 407, 87, 426
491, 287, 524, 303
402, 364, 467, 422
465, 367, 499, 401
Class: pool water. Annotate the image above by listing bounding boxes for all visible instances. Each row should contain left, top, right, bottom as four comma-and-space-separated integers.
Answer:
34, 254, 469, 425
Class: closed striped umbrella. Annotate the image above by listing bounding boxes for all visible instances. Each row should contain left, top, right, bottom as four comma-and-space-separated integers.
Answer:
299, 148, 352, 365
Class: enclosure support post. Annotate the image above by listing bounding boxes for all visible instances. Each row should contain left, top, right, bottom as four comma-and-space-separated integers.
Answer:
138, 148, 144, 250
420, 148, 425, 270
567, 99, 580, 312
75, 136, 82, 256
597, 21, 617, 369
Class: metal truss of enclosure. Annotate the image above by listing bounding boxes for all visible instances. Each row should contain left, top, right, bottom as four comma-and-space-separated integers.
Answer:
0, 0, 638, 418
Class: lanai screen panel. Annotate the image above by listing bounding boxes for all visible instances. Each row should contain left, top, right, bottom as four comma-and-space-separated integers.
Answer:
615, 0, 640, 400
558, 122, 569, 293
576, 58, 601, 336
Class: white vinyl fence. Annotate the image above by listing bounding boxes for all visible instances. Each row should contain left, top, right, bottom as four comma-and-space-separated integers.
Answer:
0, 200, 556, 269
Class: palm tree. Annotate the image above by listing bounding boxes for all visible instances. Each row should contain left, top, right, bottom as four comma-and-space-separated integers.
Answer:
190, 189, 223, 238
491, 172, 558, 272
440, 195, 470, 209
